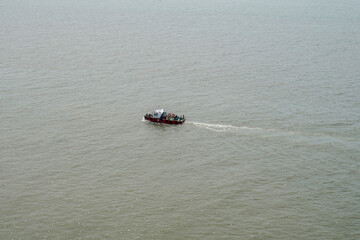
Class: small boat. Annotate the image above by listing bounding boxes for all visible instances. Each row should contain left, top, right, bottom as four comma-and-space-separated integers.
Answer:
144, 109, 185, 125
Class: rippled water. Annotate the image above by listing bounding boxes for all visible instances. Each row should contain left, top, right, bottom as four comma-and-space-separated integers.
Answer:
1, 0, 360, 239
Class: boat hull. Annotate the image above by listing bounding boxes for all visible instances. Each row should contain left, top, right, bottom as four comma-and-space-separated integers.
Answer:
144, 115, 185, 125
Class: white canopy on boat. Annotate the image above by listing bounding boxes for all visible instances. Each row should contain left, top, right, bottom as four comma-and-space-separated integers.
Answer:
153, 109, 166, 119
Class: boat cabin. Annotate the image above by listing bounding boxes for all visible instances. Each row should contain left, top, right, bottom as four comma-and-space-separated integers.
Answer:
152, 109, 167, 119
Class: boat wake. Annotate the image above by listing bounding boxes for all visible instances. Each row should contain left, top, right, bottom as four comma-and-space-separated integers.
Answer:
187, 122, 275, 133
187, 121, 358, 146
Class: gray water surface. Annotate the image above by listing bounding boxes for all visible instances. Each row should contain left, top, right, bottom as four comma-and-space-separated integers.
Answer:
1, 0, 360, 239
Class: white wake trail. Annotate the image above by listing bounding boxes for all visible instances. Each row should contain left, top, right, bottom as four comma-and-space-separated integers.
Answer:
186, 121, 358, 146
187, 122, 276, 133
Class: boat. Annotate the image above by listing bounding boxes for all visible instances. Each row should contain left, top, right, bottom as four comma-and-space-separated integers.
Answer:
144, 109, 185, 125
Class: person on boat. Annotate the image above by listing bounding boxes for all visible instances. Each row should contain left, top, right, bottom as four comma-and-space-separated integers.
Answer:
160, 112, 166, 121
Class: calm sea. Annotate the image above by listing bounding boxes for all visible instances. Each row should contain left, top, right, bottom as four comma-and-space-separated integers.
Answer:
1, 0, 359, 239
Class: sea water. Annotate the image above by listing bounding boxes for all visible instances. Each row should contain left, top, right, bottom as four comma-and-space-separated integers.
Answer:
1, 0, 359, 239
